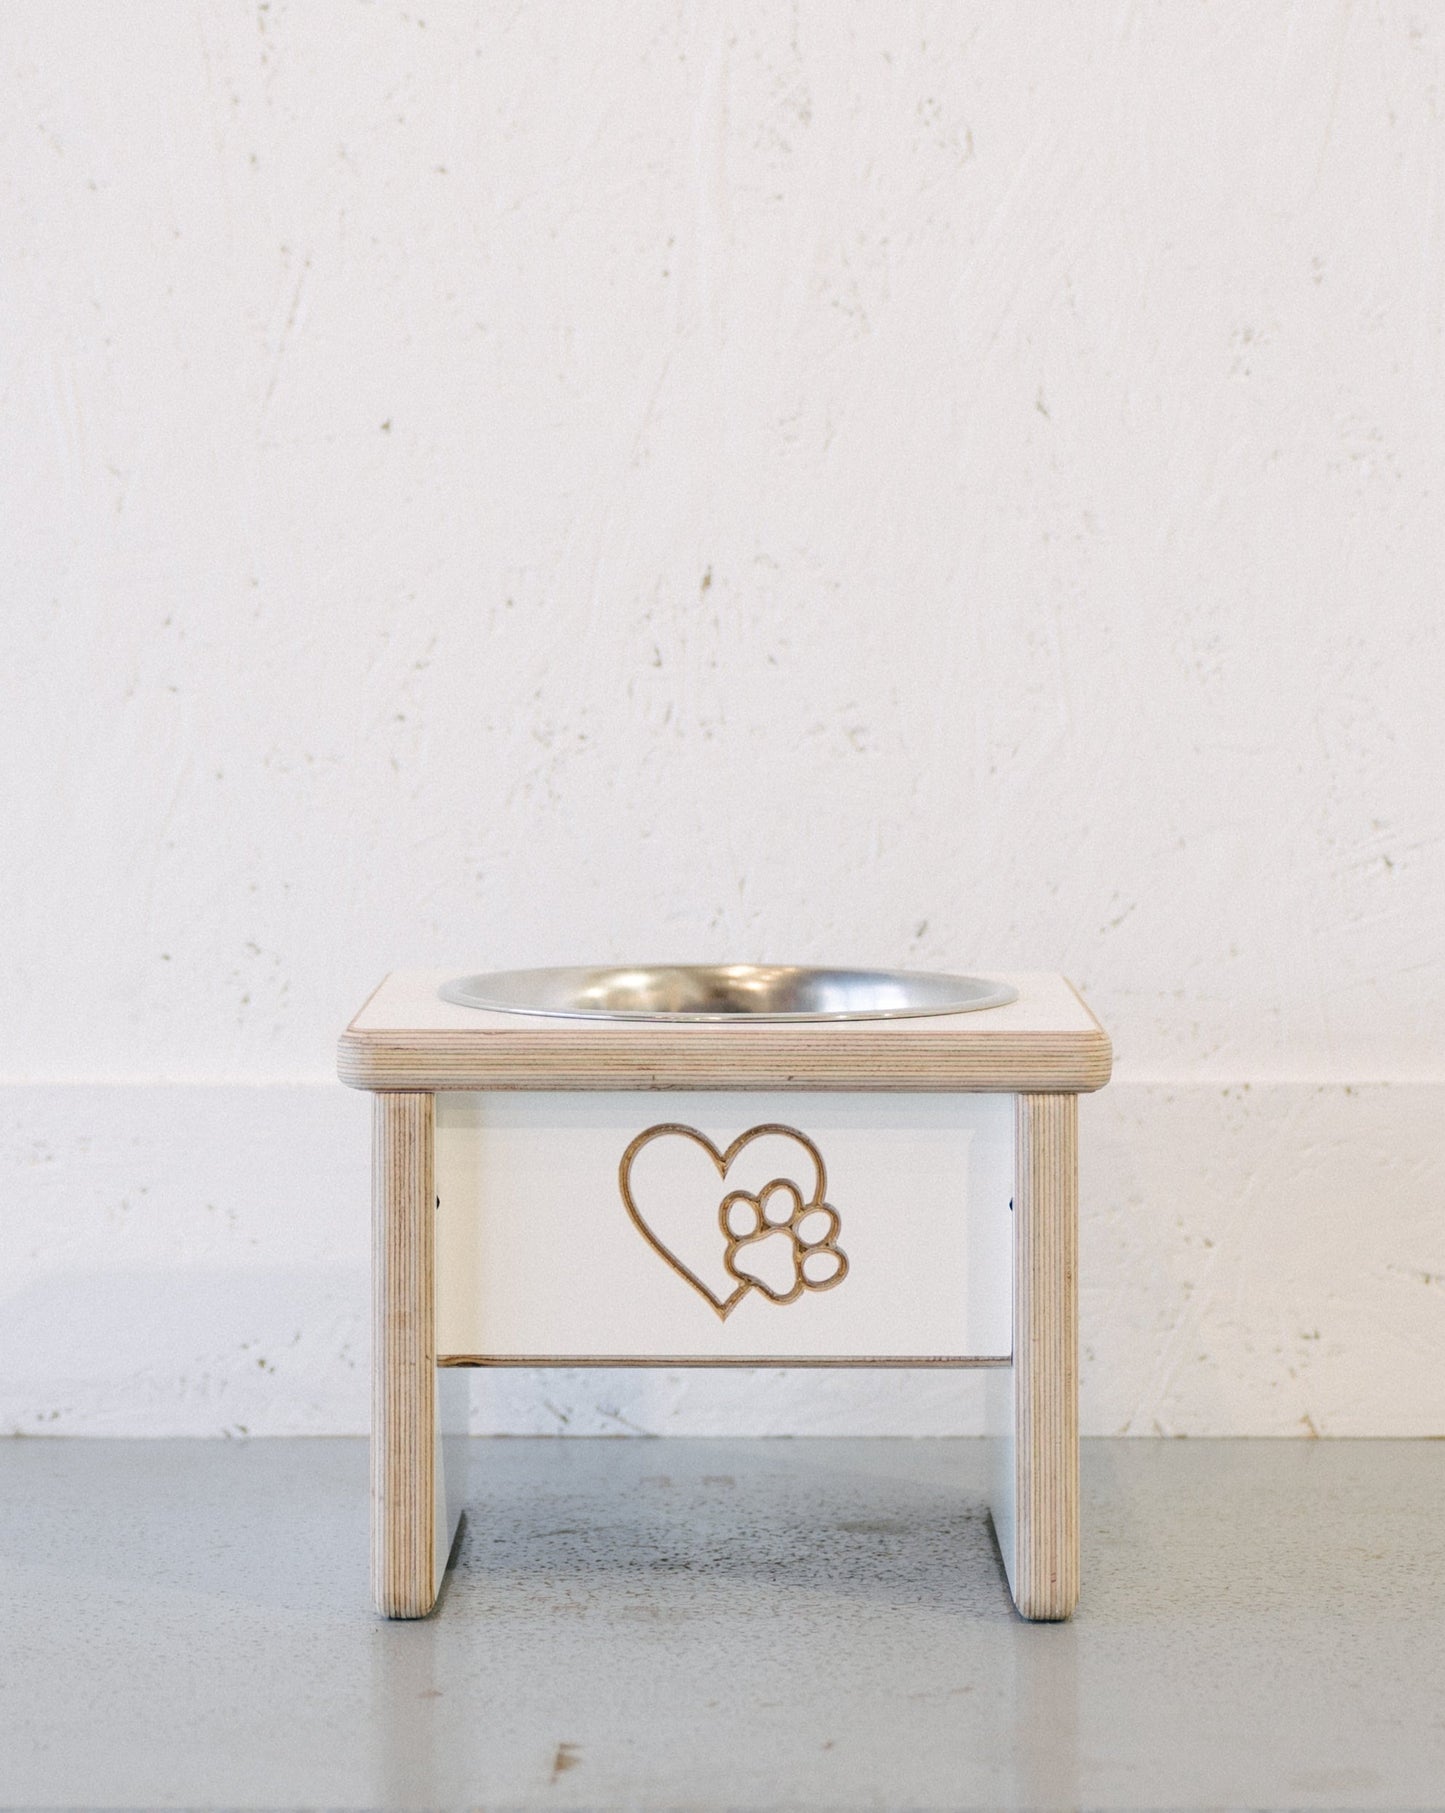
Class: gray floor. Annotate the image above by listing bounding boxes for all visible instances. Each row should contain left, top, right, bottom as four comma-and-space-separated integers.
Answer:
2, 1439, 1443, 1811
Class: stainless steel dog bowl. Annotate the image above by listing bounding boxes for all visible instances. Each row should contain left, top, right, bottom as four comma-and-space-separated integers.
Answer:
438, 965, 1018, 1022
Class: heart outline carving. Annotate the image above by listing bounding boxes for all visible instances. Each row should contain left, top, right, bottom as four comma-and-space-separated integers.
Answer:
618, 1122, 837, 1321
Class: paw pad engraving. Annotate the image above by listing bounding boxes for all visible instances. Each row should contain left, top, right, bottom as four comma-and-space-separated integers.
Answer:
721, 1180, 849, 1304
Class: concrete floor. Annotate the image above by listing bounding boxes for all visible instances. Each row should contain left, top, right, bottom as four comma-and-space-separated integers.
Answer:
1, 1440, 1443, 1810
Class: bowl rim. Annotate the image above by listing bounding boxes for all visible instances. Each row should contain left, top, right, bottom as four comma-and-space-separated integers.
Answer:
436, 963, 1021, 1023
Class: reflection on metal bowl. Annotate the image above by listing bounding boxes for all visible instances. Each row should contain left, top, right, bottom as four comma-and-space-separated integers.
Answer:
437, 964, 1018, 1022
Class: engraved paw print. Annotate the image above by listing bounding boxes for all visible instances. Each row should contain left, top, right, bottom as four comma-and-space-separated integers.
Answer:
719, 1179, 849, 1305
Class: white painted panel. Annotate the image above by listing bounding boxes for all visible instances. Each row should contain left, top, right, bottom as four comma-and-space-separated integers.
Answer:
434, 1092, 1013, 1361
985, 1361, 1018, 1599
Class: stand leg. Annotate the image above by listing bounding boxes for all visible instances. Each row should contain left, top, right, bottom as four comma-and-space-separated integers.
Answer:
988, 1092, 1079, 1620
372, 1091, 456, 1617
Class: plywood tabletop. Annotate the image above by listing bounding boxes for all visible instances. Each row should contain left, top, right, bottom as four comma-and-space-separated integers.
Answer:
338, 971, 1112, 1094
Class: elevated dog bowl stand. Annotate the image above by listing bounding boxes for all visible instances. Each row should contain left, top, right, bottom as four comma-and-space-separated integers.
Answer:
338, 971, 1111, 1621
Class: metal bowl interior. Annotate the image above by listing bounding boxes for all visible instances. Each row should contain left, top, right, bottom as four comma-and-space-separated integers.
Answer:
437, 965, 1018, 1022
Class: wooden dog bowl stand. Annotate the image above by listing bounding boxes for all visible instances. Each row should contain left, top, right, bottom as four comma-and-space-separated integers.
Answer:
338, 971, 1111, 1621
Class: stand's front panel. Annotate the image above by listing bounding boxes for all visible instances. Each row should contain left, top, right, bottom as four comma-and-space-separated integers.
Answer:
434, 1090, 1013, 1364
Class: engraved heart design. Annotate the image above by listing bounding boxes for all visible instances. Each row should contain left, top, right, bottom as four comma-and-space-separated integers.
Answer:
618, 1122, 844, 1320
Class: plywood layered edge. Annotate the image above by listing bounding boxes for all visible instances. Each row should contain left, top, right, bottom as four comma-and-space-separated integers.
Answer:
338, 1027, 1112, 1093
987, 1093, 1080, 1622
371, 1092, 446, 1619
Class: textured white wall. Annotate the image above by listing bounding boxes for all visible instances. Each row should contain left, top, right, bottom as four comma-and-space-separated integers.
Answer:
2, 2, 1442, 1435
